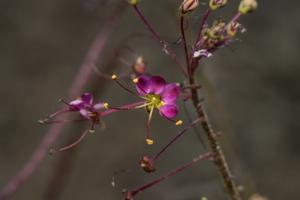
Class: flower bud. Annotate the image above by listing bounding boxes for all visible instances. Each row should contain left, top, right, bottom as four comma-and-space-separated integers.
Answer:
226, 21, 241, 37
180, 0, 199, 15
239, 0, 257, 14
209, 0, 227, 10
133, 56, 146, 74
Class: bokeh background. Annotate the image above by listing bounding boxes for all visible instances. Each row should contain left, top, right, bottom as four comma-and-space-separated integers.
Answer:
1, 0, 299, 199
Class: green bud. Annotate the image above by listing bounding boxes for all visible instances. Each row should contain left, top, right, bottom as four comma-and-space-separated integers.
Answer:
239, 0, 258, 14
180, 0, 199, 15
209, 0, 228, 10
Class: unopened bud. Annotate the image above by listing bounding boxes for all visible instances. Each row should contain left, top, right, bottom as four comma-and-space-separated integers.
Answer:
239, 0, 257, 14
226, 21, 241, 37
133, 56, 146, 74
180, 0, 199, 15
209, 0, 227, 10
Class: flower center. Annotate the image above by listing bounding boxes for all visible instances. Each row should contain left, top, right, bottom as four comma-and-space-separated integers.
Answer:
145, 94, 164, 109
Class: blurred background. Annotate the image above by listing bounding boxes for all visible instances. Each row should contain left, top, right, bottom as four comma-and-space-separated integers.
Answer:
0, 0, 299, 199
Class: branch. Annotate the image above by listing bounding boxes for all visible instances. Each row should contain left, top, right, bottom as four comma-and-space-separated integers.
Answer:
0, 8, 123, 200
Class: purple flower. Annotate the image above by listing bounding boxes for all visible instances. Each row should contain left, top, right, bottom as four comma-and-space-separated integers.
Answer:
135, 75, 180, 119
69, 93, 105, 121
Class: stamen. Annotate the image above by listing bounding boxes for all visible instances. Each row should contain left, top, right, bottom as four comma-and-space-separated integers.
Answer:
146, 105, 155, 146
103, 102, 109, 109
132, 78, 138, 83
175, 120, 183, 126
146, 139, 154, 145
38, 119, 87, 124
55, 129, 90, 152
111, 74, 137, 96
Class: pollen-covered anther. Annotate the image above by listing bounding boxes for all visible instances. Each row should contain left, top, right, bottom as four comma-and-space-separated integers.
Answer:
103, 102, 109, 109
175, 120, 183, 126
146, 138, 154, 145
132, 78, 138, 84
111, 74, 117, 80
128, 0, 138, 5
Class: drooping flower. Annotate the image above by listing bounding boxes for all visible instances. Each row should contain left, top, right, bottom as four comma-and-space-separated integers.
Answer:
69, 93, 106, 122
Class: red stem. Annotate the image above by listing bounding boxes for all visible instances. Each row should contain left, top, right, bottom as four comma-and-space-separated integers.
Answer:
152, 118, 200, 161
127, 152, 213, 199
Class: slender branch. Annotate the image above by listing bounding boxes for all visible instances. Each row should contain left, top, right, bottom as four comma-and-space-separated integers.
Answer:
126, 152, 213, 200
0, 11, 122, 200
132, 5, 188, 77
195, 8, 211, 47
152, 118, 200, 161
180, 15, 190, 74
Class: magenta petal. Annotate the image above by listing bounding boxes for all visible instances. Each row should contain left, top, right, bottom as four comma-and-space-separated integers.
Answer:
81, 93, 93, 105
69, 99, 84, 110
136, 75, 151, 95
159, 104, 178, 119
79, 109, 89, 119
148, 76, 167, 94
93, 102, 104, 111
162, 83, 180, 103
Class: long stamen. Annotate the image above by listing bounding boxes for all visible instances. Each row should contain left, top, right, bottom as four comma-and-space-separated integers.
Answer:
46, 108, 70, 119
38, 118, 87, 124
146, 105, 155, 145
55, 129, 90, 152
111, 74, 137, 96
152, 118, 200, 162
125, 152, 213, 200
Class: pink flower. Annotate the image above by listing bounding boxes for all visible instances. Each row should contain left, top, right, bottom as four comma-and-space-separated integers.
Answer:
135, 75, 180, 119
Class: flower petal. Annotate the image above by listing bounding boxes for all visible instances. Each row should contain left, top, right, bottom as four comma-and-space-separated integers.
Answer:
69, 99, 84, 110
79, 109, 90, 119
148, 76, 167, 94
93, 102, 105, 111
81, 93, 93, 105
162, 83, 180, 103
136, 75, 151, 95
159, 103, 178, 119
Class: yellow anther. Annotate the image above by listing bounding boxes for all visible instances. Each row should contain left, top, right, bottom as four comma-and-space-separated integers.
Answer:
175, 120, 183, 126
111, 74, 117, 80
128, 0, 139, 5
146, 138, 154, 145
132, 78, 138, 84
103, 102, 109, 109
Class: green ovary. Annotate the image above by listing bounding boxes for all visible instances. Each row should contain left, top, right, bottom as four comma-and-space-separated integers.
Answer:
145, 94, 165, 110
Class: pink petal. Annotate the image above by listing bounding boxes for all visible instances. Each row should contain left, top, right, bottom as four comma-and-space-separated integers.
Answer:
159, 104, 178, 119
69, 99, 84, 110
81, 93, 93, 105
93, 102, 105, 111
148, 76, 167, 94
79, 109, 90, 119
162, 83, 180, 103
136, 75, 151, 95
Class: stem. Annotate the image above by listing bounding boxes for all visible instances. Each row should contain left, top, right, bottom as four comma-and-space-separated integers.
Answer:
0, 10, 122, 200
195, 8, 211, 47
132, 5, 188, 77
189, 76, 242, 200
180, 15, 190, 74
152, 118, 200, 161
126, 152, 213, 199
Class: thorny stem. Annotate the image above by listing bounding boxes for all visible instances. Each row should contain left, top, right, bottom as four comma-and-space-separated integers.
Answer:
189, 74, 242, 200
0, 8, 123, 200
152, 118, 201, 162
132, 5, 188, 77
126, 152, 213, 200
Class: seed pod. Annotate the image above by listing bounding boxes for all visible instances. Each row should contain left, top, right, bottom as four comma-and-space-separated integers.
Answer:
180, 0, 199, 15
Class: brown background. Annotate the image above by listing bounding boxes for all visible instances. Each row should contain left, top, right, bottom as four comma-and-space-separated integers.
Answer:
0, 0, 299, 199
